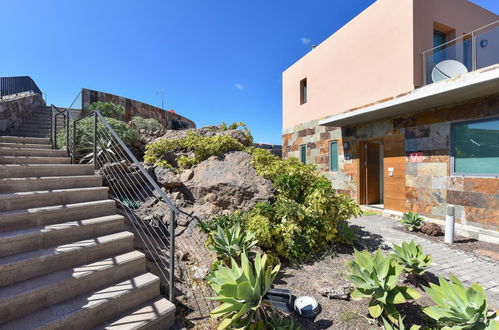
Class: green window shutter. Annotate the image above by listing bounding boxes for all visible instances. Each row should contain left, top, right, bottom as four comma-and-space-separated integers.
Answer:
330, 141, 338, 171
300, 145, 306, 164
453, 118, 499, 175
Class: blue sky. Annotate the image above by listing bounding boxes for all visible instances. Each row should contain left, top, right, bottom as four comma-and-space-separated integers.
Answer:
1, 1, 497, 144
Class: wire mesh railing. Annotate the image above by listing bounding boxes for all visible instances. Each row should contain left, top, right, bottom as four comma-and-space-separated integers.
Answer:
51, 107, 216, 319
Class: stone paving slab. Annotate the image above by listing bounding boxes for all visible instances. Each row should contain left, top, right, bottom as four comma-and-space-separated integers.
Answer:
350, 215, 499, 308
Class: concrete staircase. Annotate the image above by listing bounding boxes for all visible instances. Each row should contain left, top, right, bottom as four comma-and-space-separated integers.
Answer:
0, 110, 175, 329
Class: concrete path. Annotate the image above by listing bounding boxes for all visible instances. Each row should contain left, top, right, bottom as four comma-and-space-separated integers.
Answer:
350, 215, 499, 308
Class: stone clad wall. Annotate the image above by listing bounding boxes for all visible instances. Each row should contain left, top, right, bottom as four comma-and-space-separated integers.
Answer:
82, 88, 195, 130
0, 92, 45, 134
283, 93, 499, 231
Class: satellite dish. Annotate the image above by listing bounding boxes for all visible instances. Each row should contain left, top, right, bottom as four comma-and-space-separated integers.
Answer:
432, 60, 468, 83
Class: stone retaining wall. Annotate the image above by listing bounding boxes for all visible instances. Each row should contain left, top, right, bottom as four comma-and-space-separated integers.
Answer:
0, 92, 45, 134
283, 93, 499, 231
82, 89, 195, 130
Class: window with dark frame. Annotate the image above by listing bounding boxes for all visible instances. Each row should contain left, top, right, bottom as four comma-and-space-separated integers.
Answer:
300, 144, 306, 164
300, 78, 307, 105
329, 141, 339, 171
452, 117, 499, 176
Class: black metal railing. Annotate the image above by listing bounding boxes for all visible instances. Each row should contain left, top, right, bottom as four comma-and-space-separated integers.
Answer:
0, 76, 42, 97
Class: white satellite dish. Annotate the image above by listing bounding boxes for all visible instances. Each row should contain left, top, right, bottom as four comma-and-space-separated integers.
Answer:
431, 60, 468, 83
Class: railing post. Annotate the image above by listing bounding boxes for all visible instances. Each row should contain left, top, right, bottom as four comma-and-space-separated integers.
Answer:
65, 112, 69, 156
169, 209, 176, 303
49, 107, 54, 148
93, 111, 98, 169
472, 31, 477, 71
54, 113, 58, 149
72, 120, 77, 164
422, 52, 427, 85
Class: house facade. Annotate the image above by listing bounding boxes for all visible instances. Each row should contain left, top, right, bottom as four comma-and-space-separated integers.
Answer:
282, 0, 499, 239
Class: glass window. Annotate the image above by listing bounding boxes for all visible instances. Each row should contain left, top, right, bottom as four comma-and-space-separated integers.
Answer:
330, 141, 339, 171
300, 78, 307, 105
452, 117, 499, 175
300, 145, 306, 164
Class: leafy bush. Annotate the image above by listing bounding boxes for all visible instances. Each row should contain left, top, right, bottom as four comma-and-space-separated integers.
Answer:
423, 274, 498, 330
346, 249, 421, 324
218, 121, 254, 145
131, 116, 163, 132
144, 131, 245, 168
208, 224, 257, 264
400, 212, 423, 232
390, 241, 431, 281
208, 251, 280, 329
56, 116, 139, 156
199, 148, 361, 261
90, 101, 125, 120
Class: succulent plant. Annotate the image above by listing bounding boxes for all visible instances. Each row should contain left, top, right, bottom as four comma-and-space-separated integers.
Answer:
208, 251, 280, 329
382, 316, 421, 330
346, 249, 421, 324
423, 274, 498, 330
400, 212, 424, 232
390, 241, 432, 281
209, 224, 258, 264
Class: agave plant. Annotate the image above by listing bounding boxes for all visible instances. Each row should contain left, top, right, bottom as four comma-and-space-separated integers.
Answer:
209, 224, 258, 264
346, 249, 421, 324
249, 313, 300, 330
209, 251, 280, 329
381, 316, 420, 330
79, 140, 116, 164
423, 274, 498, 330
390, 241, 432, 282
400, 212, 423, 232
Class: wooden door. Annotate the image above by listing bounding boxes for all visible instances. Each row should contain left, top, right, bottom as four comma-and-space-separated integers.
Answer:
383, 134, 406, 212
360, 141, 382, 205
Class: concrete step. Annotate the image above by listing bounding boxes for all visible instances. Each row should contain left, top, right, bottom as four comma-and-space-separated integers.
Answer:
0, 251, 145, 323
0, 175, 102, 193
0, 231, 134, 287
8, 131, 51, 138
1, 273, 160, 329
9, 128, 51, 135
0, 199, 117, 232
0, 147, 67, 157
22, 123, 51, 129
0, 186, 109, 211
0, 142, 52, 150
0, 164, 94, 178
0, 214, 124, 257
0, 136, 50, 145
0, 156, 71, 164
95, 297, 176, 330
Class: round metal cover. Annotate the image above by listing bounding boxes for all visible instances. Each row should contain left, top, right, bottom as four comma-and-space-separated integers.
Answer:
294, 296, 320, 318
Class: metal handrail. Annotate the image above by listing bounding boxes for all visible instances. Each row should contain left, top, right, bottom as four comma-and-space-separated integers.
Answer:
421, 19, 499, 55
60, 108, 178, 303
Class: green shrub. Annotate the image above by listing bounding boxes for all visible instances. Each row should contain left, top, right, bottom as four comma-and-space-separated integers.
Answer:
56, 116, 139, 156
335, 220, 358, 246
400, 212, 423, 232
390, 241, 431, 281
131, 116, 163, 132
90, 101, 125, 120
423, 274, 498, 330
346, 249, 421, 324
200, 148, 361, 262
208, 224, 257, 264
144, 131, 245, 168
218, 121, 254, 144
208, 251, 280, 329
266, 314, 301, 330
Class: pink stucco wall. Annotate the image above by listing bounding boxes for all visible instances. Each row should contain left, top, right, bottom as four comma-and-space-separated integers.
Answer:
282, 0, 498, 130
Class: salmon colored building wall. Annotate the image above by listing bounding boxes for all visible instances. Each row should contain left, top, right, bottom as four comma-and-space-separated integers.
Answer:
283, 0, 498, 130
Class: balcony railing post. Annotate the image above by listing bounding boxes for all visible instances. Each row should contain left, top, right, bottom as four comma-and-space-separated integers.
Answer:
471, 31, 477, 71
93, 111, 98, 169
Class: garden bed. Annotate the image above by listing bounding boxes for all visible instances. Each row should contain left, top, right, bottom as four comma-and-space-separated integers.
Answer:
395, 225, 499, 261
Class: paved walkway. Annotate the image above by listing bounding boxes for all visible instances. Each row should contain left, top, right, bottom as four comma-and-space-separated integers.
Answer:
350, 215, 499, 308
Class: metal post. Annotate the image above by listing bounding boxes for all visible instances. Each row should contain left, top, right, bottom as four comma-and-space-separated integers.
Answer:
422, 51, 427, 85
445, 205, 455, 244
65, 113, 69, 156
49, 108, 53, 146
93, 112, 98, 168
169, 209, 176, 303
72, 120, 77, 164
472, 31, 477, 71
54, 113, 58, 149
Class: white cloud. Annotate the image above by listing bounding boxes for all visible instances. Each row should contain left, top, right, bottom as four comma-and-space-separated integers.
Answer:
234, 83, 244, 91
300, 37, 311, 45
